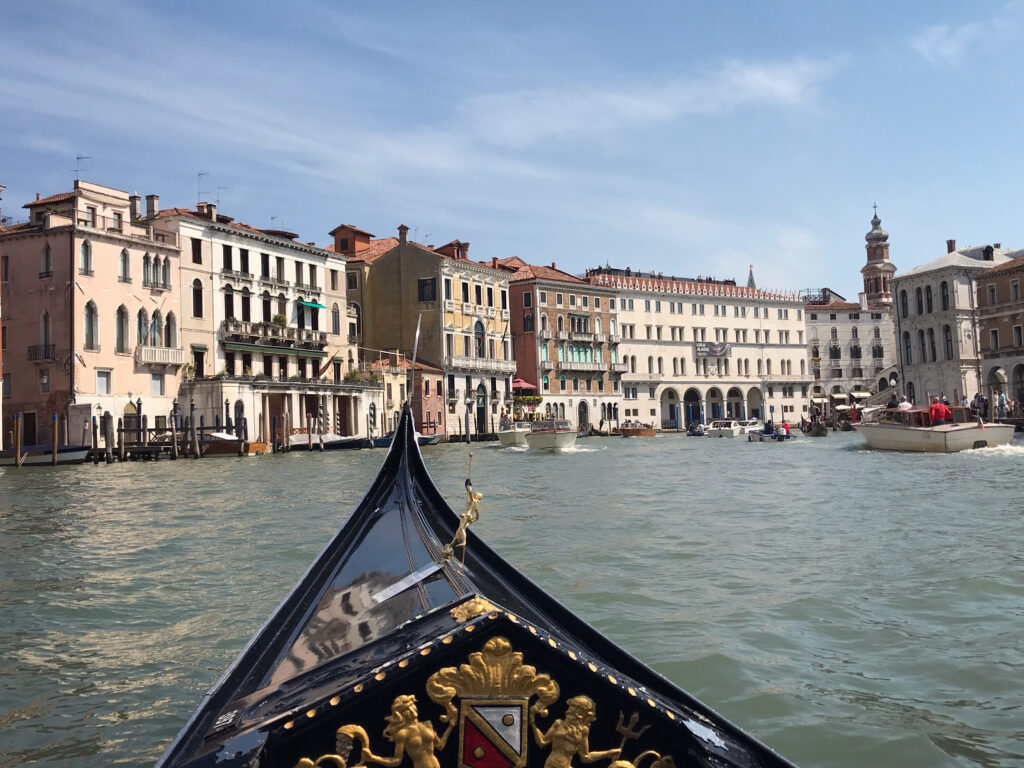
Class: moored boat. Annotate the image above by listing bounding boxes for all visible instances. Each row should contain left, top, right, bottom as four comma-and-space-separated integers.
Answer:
155, 403, 798, 768
619, 421, 656, 437
497, 421, 533, 447
288, 432, 366, 451
202, 432, 268, 456
856, 406, 1015, 453
524, 419, 577, 452
0, 443, 91, 466
369, 432, 444, 448
706, 419, 742, 438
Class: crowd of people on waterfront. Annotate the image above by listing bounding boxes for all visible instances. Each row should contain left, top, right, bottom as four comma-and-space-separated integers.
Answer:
883, 390, 1021, 420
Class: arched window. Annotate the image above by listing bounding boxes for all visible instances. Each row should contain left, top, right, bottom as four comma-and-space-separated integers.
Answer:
224, 285, 235, 319
84, 301, 98, 349
830, 327, 838, 340
903, 331, 912, 364
162, 257, 170, 288
540, 314, 548, 332
80, 241, 92, 274
594, 317, 601, 333
143, 253, 151, 285
915, 287, 923, 315
943, 325, 953, 360
557, 344, 565, 361
151, 310, 163, 347
120, 249, 130, 282
852, 326, 859, 339
41, 244, 52, 276
900, 290, 908, 318
541, 344, 548, 361
542, 375, 550, 391
812, 345, 820, 358
559, 376, 566, 392
137, 308, 149, 346
557, 315, 564, 332
474, 321, 486, 357
925, 285, 933, 313
681, 358, 686, 375
766, 359, 772, 375
647, 355, 653, 373
630, 356, 636, 373
263, 291, 272, 322
331, 303, 340, 335
610, 319, 617, 335
673, 359, 679, 376
928, 328, 936, 361
165, 312, 177, 348
757, 358, 763, 375
941, 281, 950, 311
115, 305, 129, 353
800, 359, 806, 375
40, 310, 51, 346
918, 329, 926, 360
192, 279, 204, 318
873, 326, 880, 339
523, 314, 533, 332
657, 357, 663, 374
241, 288, 251, 322
278, 293, 287, 317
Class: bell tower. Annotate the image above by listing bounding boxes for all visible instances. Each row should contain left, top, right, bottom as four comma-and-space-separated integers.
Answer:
860, 205, 896, 306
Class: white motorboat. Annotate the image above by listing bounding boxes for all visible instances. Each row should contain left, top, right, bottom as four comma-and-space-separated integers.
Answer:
524, 420, 577, 452
0, 444, 91, 466
707, 419, 743, 438
496, 421, 532, 448
736, 418, 762, 434
856, 406, 1015, 453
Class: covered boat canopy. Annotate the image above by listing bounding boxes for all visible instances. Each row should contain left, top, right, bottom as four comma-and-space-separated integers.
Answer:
849, 391, 872, 399
157, 404, 796, 768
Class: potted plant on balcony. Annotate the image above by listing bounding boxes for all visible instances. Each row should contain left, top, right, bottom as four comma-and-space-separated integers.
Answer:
272, 313, 287, 329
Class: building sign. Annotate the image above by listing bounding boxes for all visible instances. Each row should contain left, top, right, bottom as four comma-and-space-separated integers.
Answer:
695, 341, 732, 357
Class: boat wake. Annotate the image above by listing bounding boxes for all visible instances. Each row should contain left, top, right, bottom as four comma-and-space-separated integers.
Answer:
968, 441, 1024, 457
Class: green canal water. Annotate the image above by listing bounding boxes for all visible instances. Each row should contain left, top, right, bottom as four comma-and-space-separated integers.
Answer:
1, 431, 1022, 767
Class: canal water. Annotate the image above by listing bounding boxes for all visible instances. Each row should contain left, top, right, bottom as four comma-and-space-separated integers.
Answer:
1, 431, 1022, 767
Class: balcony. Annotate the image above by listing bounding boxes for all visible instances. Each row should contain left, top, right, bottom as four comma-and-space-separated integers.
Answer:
538, 330, 552, 341
221, 269, 254, 284
540, 358, 557, 370
558, 360, 605, 372
556, 331, 569, 340
447, 388, 464, 402
444, 355, 518, 374
501, 309, 510, 320
134, 346, 185, 365
444, 299, 456, 312
487, 307, 496, 318
462, 302, 473, 314
221, 319, 328, 349
608, 334, 621, 344
569, 331, 594, 342
72, 211, 180, 247
259, 274, 291, 289
348, 333, 361, 345
27, 344, 56, 361
610, 362, 629, 372
594, 333, 607, 343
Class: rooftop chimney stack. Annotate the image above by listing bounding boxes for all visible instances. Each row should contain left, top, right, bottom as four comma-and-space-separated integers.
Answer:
145, 194, 159, 219
196, 202, 207, 216
129, 194, 141, 221
207, 202, 217, 221
551, 262, 556, 270
946, 239, 956, 254
398, 224, 408, 245
491, 257, 498, 269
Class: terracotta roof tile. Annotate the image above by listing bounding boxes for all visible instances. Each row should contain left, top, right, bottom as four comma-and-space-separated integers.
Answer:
805, 301, 862, 310
0, 221, 39, 235
346, 237, 399, 263
983, 253, 1024, 276
507, 262, 586, 284
24, 191, 75, 208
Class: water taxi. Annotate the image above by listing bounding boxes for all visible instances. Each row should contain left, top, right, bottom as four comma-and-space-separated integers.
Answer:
707, 419, 742, 438
736, 419, 762, 434
0, 443, 91, 466
619, 421, 656, 438
856, 406, 1015, 453
524, 419, 577, 452
496, 421, 533, 447
202, 432, 268, 456
156, 403, 797, 768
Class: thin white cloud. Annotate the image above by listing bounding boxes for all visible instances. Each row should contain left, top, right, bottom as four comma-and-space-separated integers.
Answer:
911, 2, 1024, 65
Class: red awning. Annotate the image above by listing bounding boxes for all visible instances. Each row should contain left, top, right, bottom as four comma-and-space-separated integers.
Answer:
511, 377, 536, 390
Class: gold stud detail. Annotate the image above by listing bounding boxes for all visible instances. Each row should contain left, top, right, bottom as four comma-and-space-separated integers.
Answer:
502, 714, 515, 726
306, 709, 316, 719
421, 648, 431, 656
607, 675, 617, 684
473, 747, 486, 759
442, 636, 454, 645
667, 711, 676, 720
528, 626, 537, 635
506, 613, 518, 622
284, 721, 294, 730
547, 638, 556, 648
588, 663, 598, 672
628, 687, 637, 697
399, 659, 409, 668
465, 624, 475, 632
647, 698, 656, 707
329, 696, 340, 706
568, 651, 577, 660
488, 612, 499, 620
354, 683, 364, 693
375, 672, 386, 681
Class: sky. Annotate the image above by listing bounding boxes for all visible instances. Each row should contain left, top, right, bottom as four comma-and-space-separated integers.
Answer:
2, 1, 1023, 298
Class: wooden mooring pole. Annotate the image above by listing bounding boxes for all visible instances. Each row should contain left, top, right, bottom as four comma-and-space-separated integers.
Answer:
14, 413, 22, 468
104, 413, 114, 463
91, 416, 99, 464
52, 413, 59, 466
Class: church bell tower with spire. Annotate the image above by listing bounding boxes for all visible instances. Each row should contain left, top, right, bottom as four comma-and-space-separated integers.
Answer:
860, 205, 896, 306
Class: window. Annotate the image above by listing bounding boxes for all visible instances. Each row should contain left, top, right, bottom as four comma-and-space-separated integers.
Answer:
523, 291, 532, 307
418, 278, 437, 302
903, 331, 912, 364
261, 253, 271, 278
474, 322, 486, 357
96, 370, 111, 395
501, 290, 507, 310
115, 306, 129, 353
151, 373, 165, 396
223, 244, 233, 271
2, 373, 10, 398
555, 293, 563, 306
191, 238, 202, 264
990, 329, 999, 351
523, 314, 534, 332
918, 330, 926, 360
192, 279, 204, 317
941, 281, 950, 310
916, 287, 924, 314
900, 290, 908, 318
41, 245, 53, 277
137, 308, 149, 346
463, 282, 471, 303
84, 301, 99, 350
80, 241, 93, 275
347, 272, 357, 290
240, 249, 249, 274
224, 285, 235, 319
332, 303, 341, 334
1, 254, 7, 281
1014, 325, 1023, 348
944, 325, 954, 360
925, 286, 933, 313
308, 264, 317, 287
241, 288, 251, 322
987, 284, 997, 305
38, 367, 50, 394
263, 292, 272, 322
166, 313, 177, 348
487, 287, 494, 306
569, 295, 576, 307
928, 328, 937, 361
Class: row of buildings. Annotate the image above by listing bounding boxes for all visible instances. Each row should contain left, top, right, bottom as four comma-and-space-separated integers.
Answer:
2, 179, 1022, 448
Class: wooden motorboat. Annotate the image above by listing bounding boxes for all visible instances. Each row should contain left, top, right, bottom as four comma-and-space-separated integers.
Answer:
156, 403, 797, 768
706, 420, 742, 438
202, 432, 268, 457
619, 421, 656, 438
856, 406, 1015, 453
524, 419, 577, 452
736, 419, 762, 435
0, 443, 91, 466
369, 432, 444, 448
497, 421, 533, 447
747, 428, 791, 443
686, 422, 706, 437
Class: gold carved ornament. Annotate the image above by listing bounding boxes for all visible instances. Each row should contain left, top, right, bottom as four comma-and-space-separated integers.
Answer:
293, 637, 672, 768
441, 454, 481, 566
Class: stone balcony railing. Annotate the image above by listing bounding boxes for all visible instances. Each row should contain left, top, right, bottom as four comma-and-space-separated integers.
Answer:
222, 319, 328, 348
593, 333, 607, 342
134, 346, 185, 365
556, 331, 569, 340
609, 362, 629, 372
444, 355, 517, 374
569, 331, 594, 342
607, 334, 621, 344
558, 360, 605, 372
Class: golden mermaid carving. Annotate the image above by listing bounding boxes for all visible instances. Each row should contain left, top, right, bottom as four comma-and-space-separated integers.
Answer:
532, 695, 621, 768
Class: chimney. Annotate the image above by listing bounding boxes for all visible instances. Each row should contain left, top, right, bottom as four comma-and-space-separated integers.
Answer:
946, 239, 956, 253
491, 257, 498, 270
145, 194, 159, 218
196, 201, 207, 216
994, 242, 1001, 249
551, 262, 556, 270
398, 224, 408, 245
129, 194, 141, 221
208, 202, 217, 220
460, 242, 470, 260
35, 192, 40, 200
